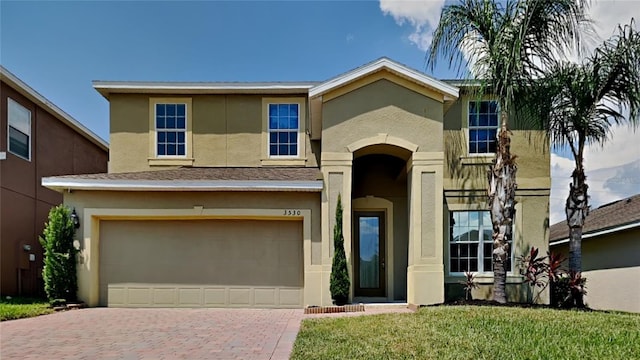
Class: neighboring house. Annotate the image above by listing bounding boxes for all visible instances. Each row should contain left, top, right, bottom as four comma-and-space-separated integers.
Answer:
42, 58, 550, 308
1, 66, 109, 297
550, 194, 640, 313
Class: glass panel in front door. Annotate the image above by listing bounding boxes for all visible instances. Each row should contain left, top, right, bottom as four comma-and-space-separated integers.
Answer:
359, 216, 380, 288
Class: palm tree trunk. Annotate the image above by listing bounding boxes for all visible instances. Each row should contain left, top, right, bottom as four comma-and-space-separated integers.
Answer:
565, 167, 588, 307
488, 119, 517, 304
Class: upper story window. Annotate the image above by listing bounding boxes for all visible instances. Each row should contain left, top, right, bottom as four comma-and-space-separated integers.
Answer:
448, 210, 512, 274
155, 103, 186, 157
468, 100, 499, 154
268, 103, 299, 157
8, 98, 32, 160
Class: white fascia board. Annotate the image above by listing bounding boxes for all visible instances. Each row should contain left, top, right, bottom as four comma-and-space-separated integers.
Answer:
309, 58, 459, 100
549, 221, 640, 246
42, 177, 324, 192
93, 81, 316, 96
0, 66, 109, 151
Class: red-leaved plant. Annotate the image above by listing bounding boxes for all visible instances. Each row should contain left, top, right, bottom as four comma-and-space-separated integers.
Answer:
518, 247, 548, 303
568, 271, 587, 306
459, 271, 479, 301
547, 252, 566, 284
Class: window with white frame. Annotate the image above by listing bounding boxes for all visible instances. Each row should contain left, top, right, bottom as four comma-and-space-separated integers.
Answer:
268, 103, 299, 157
448, 210, 512, 273
8, 98, 31, 160
155, 103, 186, 156
468, 100, 499, 154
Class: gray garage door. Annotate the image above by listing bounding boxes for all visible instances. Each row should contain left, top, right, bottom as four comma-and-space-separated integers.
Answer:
99, 219, 303, 308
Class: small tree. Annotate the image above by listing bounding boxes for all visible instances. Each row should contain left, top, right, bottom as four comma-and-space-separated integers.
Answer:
40, 205, 78, 303
330, 194, 350, 305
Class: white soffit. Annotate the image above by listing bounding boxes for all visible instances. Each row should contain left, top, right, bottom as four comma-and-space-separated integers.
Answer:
93, 81, 318, 98
309, 57, 459, 100
42, 177, 324, 192
549, 221, 640, 246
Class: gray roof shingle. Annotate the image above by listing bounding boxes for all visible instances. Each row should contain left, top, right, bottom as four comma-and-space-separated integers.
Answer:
549, 193, 640, 242
48, 167, 322, 182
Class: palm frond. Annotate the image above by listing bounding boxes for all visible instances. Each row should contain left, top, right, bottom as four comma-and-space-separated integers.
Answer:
530, 19, 640, 156
428, 0, 591, 120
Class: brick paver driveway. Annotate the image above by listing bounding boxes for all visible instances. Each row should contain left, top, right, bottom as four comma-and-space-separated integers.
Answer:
1, 308, 303, 360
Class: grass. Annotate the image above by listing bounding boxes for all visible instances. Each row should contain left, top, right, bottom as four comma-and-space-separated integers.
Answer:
0, 296, 54, 321
291, 306, 640, 360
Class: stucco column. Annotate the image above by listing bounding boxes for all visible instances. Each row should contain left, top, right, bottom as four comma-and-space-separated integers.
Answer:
406, 152, 445, 305
319, 152, 353, 306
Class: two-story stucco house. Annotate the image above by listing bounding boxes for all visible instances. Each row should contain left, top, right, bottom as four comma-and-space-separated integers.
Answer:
43, 58, 550, 308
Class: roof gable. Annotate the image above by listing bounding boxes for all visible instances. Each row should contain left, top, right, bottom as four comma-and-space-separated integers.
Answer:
309, 57, 459, 101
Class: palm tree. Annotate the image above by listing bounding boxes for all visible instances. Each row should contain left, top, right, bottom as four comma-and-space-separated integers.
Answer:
534, 20, 640, 306
427, 0, 589, 303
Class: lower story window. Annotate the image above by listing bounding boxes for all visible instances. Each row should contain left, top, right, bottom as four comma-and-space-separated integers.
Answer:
449, 210, 512, 273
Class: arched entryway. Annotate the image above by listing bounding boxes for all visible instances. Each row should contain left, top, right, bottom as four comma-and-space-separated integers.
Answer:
351, 145, 411, 302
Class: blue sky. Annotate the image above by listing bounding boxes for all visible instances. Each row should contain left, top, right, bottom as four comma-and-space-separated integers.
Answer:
1, 1, 458, 140
2, 0, 639, 223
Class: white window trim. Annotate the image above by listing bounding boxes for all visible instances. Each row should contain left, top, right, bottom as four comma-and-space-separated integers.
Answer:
465, 98, 500, 157
261, 97, 306, 166
7, 98, 32, 161
148, 97, 193, 166
446, 209, 516, 277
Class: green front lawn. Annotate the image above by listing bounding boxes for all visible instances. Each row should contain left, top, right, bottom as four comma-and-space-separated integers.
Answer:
0, 297, 54, 321
292, 306, 640, 360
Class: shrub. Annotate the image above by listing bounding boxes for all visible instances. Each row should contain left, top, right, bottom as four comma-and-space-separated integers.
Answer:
330, 194, 350, 305
459, 271, 479, 301
549, 266, 586, 308
518, 247, 586, 307
518, 247, 549, 303
39, 205, 78, 303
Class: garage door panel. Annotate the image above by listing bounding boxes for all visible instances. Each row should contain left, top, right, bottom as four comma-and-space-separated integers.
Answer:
99, 219, 303, 308
106, 284, 303, 308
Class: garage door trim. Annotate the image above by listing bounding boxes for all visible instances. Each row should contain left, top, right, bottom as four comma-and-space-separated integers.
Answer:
78, 207, 312, 307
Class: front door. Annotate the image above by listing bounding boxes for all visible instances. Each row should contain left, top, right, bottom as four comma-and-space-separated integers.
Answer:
354, 211, 386, 297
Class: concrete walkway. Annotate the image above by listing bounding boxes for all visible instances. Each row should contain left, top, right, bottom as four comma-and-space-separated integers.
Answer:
0, 306, 412, 360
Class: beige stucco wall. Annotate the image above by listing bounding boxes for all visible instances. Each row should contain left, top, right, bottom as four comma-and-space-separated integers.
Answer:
322, 78, 444, 153
318, 76, 447, 305
63, 190, 321, 306
443, 93, 550, 191
552, 228, 640, 312
440, 93, 550, 303
444, 194, 550, 303
108, 94, 318, 173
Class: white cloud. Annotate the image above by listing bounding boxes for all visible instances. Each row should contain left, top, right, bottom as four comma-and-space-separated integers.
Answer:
583, 124, 640, 171
550, 154, 574, 224
589, 0, 639, 40
379, 0, 445, 51
378, 0, 640, 224
548, 2, 640, 224
551, 122, 640, 225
